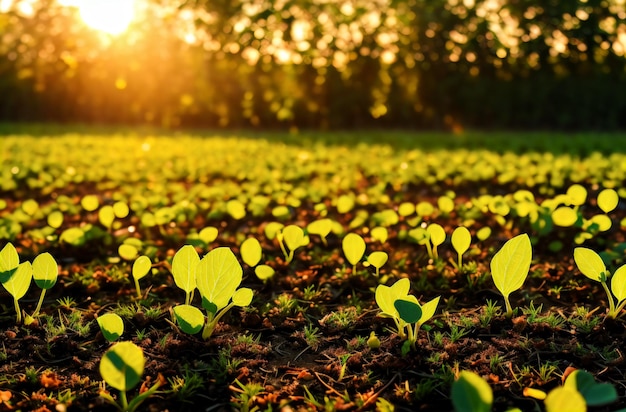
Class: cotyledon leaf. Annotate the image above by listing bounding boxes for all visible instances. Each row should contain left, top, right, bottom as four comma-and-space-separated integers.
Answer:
490, 234, 532, 298
171, 245, 199, 294
196, 247, 243, 311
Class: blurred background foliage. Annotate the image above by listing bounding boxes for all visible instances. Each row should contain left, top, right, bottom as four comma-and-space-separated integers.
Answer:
0, 0, 625, 130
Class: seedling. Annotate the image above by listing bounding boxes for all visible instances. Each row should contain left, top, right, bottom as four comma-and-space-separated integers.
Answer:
524, 368, 618, 411
28, 252, 58, 320
370, 226, 388, 243
99, 341, 161, 412
254, 264, 275, 283
240, 237, 262, 267
177, 247, 253, 340
490, 233, 532, 317
276, 225, 308, 263
451, 370, 492, 412
573, 247, 626, 318
0, 243, 32, 323
342, 233, 366, 273
365, 251, 388, 276
427, 223, 446, 259
131, 255, 151, 298
97, 313, 125, 342
451, 226, 471, 268
307, 219, 332, 246
375, 278, 440, 349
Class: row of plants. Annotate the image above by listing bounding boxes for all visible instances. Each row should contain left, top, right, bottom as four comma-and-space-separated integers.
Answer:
2, 132, 626, 410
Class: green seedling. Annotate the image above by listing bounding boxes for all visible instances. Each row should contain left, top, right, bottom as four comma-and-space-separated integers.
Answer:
342, 233, 366, 273
370, 226, 388, 243
47, 210, 64, 229
375, 278, 440, 349
276, 225, 308, 263
81, 194, 100, 212
264, 222, 284, 240
99, 205, 116, 231
525, 369, 617, 412
426, 223, 446, 259
490, 233, 532, 317
254, 264, 275, 283
597, 188, 619, 213
226, 199, 246, 220
172, 247, 254, 340
30, 252, 58, 319
573, 247, 626, 318
97, 313, 125, 342
451, 226, 471, 268
132, 256, 151, 298
171, 245, 200, 305
307, 219, 332, 246
240, 238, 262, 267
0, 243, 32, 323
451, 370, 493, 412
364, 251, 388, 276
99, 341, 161, 412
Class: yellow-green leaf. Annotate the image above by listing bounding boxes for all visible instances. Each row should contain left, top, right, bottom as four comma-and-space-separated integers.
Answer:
452, 227, 471, 256
132, 256, 151, 281
118, 244, 138, 261
590, 214, 612, 232
254, 265, 275, 282
490, 234, 532, 299
451, 371, 493, 412
342, 233, 366, 266
100, 341, 144, 391
226, 199, 246, 220
307, 219, 332, 239
47, 211, 64, 228
367, 251, 388, 270
81, 195, 100, 212
567, 184, 588, 206
232, 287, 253, 307
416, 201, 434, 216
398, 202, 415, 217
375, 278, 411, 318
574, 247, 606, 282
240, 238, 262, 267
173, 304, 204, 335
427, 223, 446, 247
196, 247, 242, 311
199, 226, 218, 244
282, 225, 306, 252
418, 296, 440, 325
264, 222, 284, 240
337, 194, 355, 213
597, 188, 619, 213
32, 252, 58, 290
612, 265, 626, 302
113, 201, 130, 218
60, 227, 85, 246
370, 226, 388, 243
99, 205, 115, 229
171, 245, 199, 294
21, 199, 39, 216
552, 207, 579, 227
544, 387, 585, 412
97, 313, 124, 342
438, 196, 455, 213
476, 226, 491, 241
3, 261, 32, 300
0, 242, 19, 280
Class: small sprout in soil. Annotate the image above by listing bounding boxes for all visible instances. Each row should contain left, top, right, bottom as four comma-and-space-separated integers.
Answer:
426, 223, 446, 260
30, 252, 58, 319
276, 225, 308, 263
254, 264, 275, 283
240, 237, 262, 267
307, 218, 332, 246
171, 245, 200, 306
0, 242, 32, 323
451, 370, 493, 412
574, 247, 626, 318
303, 324, 321, 350
367, 331, 380, 349
131, 255, 151, 299
370, 226, 388, 244
490, 233, 532, 317
342, 233, 366, 273
99, 341, 162, 412
451, 226, 471, 269
230, 379, 265, 412
364, 251, 388, 276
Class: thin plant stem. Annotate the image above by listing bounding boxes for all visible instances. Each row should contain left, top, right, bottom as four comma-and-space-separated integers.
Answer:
32, 289, 46, 318
601, 281, 616, 317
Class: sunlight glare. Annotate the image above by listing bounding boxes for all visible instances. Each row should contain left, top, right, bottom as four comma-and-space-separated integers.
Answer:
62, 0, 138, 35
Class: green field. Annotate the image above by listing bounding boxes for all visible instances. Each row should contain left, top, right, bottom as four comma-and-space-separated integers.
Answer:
2, 130, 626, 411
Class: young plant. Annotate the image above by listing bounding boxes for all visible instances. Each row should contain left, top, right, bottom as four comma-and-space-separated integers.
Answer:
172, 247, 254, 340
375, 278, 440, 350
365, 251, 388, 276
451, 226, 471, 269
426, 223, 446, 259
27, 252, 59, 321
0, 243, 32, 323
276, 225, 308, 263
171, 245, 200, 305
524, 368, 618, 412
451, 370, 493, 412
254, 265, 275, 283
490, 233, 532, 317
342, 233, 366, 273
99, 341, 162, 412
573, 247, 626, 318
132, 256, 151, 299
307, 219, 332, 246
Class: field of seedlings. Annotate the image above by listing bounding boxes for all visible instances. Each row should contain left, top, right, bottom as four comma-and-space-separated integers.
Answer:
2, 130, 626, 411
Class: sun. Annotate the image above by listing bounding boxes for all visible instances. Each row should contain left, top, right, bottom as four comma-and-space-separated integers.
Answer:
62, 0, 138, 35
